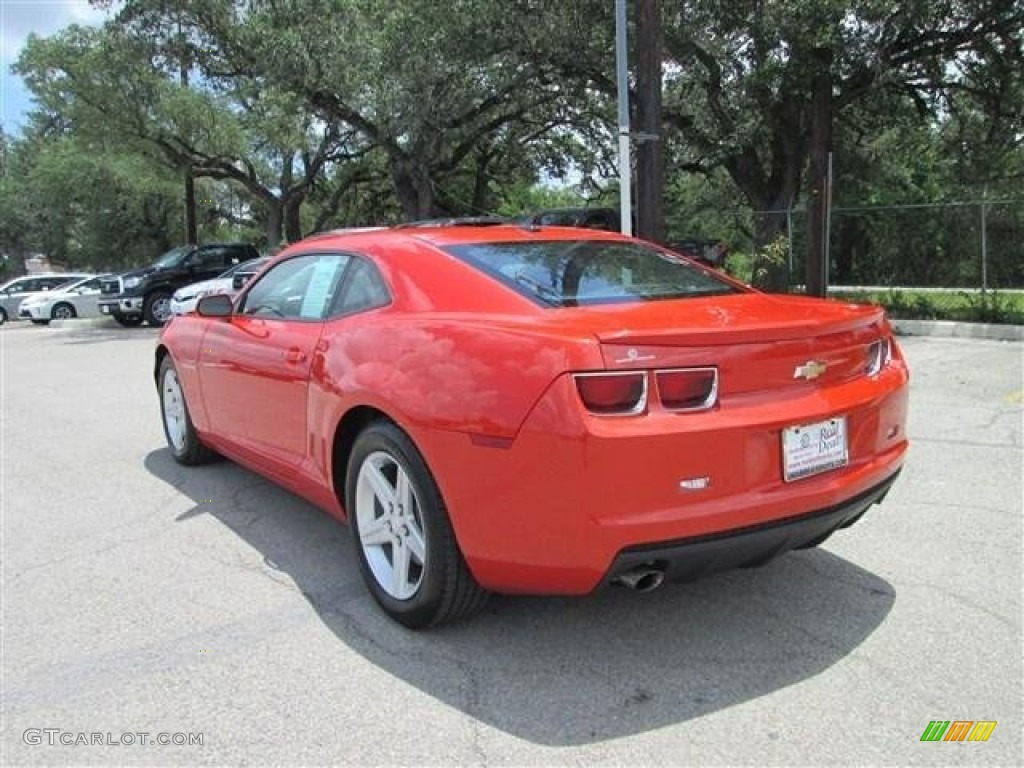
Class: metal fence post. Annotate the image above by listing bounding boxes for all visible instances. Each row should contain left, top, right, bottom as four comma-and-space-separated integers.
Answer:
786, 206, 794, 282
980, 185, 988, 293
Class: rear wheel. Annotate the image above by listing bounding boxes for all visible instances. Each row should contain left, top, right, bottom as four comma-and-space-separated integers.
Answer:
113, 314, 143, 328
0, 308, 7, 325
346, 421, 487, 628
159, 356, 216, 465
51, 302, 76, 320
144, 290, 173, 326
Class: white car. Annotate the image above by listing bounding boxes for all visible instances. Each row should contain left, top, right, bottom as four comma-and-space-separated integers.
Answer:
170, 257, 269, 316
0, 273, 90, 325
18, 274, 103, 323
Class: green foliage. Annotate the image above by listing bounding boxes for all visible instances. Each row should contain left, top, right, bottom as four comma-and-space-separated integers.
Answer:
829, 289, 1024, 325
751, 234, 791, 290
1, 0, 1020, 298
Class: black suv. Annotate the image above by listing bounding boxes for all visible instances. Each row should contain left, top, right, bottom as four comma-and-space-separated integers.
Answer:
99, 243, 259, 327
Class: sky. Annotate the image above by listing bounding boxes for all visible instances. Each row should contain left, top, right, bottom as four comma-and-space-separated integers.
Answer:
1, 0, 111, 135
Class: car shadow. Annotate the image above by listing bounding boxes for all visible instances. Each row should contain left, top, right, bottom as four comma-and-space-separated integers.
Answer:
144, 448, 895, 746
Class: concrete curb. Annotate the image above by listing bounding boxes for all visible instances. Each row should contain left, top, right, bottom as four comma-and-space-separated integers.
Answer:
891, 319, 1023, 342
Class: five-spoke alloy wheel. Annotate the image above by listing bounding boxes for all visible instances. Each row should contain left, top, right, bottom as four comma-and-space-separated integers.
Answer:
347, 421, 487, 628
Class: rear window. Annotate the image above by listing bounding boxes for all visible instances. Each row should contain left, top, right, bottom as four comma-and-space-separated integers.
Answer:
443, 240, 743, 307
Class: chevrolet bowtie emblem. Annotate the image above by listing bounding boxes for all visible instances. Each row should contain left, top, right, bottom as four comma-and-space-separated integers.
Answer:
794, 360, 827, 380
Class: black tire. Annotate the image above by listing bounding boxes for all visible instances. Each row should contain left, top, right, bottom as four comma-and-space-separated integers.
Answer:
50, 302, 76, 320
0, 308, 7, 325
113, 314, 144, 327
144, 290, 173, 326
346, 421, 488, 628
158, 356, 216, 466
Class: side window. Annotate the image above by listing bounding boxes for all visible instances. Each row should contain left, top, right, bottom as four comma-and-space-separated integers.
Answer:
17, 279, 42, 293
239, 253, 349, 321
332, 257, 391, 316
40, 277, 69, 290
190, 247, 228, 271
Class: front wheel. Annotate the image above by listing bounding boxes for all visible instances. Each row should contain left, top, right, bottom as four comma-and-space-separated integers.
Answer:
159, 356, 216, 465
144, 290, 173, 326
346, 421, 487, 629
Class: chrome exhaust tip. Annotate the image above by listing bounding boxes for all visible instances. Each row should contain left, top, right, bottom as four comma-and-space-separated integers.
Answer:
612, 565, 666, 592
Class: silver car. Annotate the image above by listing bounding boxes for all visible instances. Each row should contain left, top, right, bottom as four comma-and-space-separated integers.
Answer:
0, 273, 90, 325
18, 274, 103, 324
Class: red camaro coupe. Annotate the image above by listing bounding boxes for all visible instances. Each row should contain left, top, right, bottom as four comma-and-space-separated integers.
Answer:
156, 223, 909, 628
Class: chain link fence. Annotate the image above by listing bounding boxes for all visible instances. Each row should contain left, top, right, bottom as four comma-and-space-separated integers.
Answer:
745, 199, 1024, 324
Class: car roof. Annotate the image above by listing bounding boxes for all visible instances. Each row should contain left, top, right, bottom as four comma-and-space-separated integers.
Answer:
290, 223, 631, 253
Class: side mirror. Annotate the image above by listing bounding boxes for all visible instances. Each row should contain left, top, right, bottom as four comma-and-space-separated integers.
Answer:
232, 273, 254, 290
197, 294, 233, 318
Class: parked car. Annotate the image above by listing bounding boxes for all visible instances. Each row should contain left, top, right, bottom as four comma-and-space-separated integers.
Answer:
668, 238, 730, 268
18, 274, 104, 324
155, 222, 909, 628
0, 273, 91, 325
518, 207, 620, 230
99, 243, 259, 327
170, 257, 270, 316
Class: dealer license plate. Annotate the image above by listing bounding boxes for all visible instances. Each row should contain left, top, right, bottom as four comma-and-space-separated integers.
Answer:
782, 417, 848, 482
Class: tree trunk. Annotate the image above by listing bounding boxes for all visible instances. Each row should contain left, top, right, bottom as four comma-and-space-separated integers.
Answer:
471, 151, 492, 214
391, 157, 436, 221
635, 0, 665, 243
283, 194, 304, 242
183, 166, 197, 244
265, 200, 283, 248
806, 47, 834, 298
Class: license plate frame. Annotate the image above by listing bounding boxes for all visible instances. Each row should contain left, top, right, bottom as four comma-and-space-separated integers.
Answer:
782, 416, 849, 482
100, 305, 111, 315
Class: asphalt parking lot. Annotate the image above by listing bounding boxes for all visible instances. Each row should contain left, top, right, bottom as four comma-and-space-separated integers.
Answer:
1, 320, 1021, 766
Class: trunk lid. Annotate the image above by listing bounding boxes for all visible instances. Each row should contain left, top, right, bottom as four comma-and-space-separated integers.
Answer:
564, 294, 888, 396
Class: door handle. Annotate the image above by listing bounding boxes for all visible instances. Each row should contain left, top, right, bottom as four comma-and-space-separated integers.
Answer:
285, 347, 308, 364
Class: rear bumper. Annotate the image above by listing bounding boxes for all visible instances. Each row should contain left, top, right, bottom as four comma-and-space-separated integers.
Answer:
606, 470, 899, 585
415, 365, 909, 596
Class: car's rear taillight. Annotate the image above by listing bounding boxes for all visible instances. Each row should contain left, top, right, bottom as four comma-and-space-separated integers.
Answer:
573, 372, 648, 415
655, 367, 718, 411
865, 338, 891, 377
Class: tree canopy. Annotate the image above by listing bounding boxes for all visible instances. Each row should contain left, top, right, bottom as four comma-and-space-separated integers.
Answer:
2, 0, 1021, 290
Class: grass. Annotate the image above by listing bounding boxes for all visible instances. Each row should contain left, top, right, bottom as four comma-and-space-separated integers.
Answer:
827, 288, 1024, 326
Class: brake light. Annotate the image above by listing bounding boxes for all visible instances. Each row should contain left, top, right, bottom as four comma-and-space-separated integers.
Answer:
656, 367, 718, 411
573, 372, 647, 415
865, 338, 891, 376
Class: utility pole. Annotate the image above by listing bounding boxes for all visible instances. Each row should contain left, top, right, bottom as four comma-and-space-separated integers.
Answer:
634, 0, 664, 243
805, 46, 833, 297
614, 0, 632, 236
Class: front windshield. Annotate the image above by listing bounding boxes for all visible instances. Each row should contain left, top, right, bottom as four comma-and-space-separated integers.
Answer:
444, 240, 744, 307
153, 246, 194, 269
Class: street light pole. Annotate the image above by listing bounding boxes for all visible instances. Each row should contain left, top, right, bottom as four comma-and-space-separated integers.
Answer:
614, 0, 632, 236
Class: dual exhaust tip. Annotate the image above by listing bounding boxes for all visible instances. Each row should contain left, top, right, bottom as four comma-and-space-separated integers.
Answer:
611, 564, 666, 592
